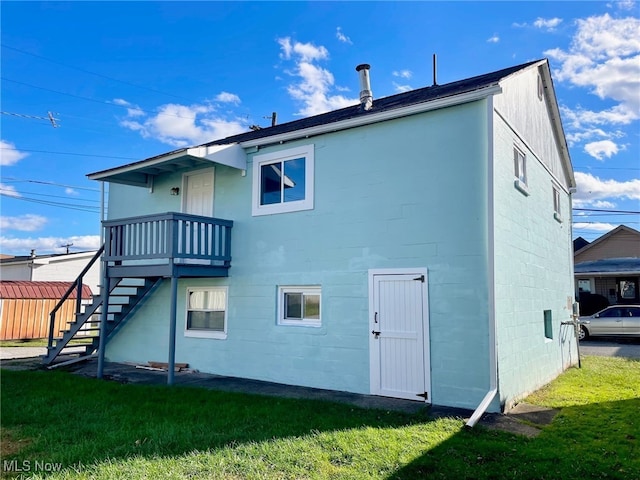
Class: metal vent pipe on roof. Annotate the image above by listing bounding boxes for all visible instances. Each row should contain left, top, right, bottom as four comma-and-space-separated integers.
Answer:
356, 64, 373, 111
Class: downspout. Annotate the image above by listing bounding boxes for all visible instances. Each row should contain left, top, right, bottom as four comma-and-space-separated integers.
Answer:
466, 95, 498, 428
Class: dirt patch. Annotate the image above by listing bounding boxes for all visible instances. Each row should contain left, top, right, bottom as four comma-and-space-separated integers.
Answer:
0, 428, 32, 457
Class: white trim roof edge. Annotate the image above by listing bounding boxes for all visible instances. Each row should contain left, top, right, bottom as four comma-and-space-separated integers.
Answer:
239, 86, 502, 149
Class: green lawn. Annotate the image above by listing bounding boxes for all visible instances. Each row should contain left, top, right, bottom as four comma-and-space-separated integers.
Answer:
1, 356, 639, 479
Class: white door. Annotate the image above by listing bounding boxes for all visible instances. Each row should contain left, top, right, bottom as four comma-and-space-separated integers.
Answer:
370, 270, 430, 402
183, 169, 214, 216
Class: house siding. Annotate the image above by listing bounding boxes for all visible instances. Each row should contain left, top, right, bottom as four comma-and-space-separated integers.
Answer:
105, 100, 493, 410
492, 73, 577, 410
575, 229, 640, 263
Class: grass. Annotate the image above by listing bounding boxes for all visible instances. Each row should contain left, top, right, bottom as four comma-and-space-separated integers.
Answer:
0, 338, 93, 348
1, 356, 639, 479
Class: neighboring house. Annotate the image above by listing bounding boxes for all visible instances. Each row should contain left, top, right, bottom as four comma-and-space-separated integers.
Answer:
575, 225, 640, 308
48, 59, 577, 417
0, 281, 93, 340
0, 251, 101, 295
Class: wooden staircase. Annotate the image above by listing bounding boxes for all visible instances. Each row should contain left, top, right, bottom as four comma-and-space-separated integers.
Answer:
43, 247, 163, 366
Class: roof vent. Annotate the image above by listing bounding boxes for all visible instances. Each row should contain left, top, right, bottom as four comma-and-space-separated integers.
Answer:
356, 64, 373, 111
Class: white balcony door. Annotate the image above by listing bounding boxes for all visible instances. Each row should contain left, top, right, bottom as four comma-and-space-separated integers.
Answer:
369, 269, 430, 402
183, 168, 214, 217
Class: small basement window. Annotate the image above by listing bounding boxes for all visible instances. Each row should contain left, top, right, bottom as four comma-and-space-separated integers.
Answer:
278, 286, 321, 327
543, 310, 553, 340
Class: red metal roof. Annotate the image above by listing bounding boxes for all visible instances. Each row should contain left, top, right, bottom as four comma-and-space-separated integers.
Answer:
0, 281, 93, 299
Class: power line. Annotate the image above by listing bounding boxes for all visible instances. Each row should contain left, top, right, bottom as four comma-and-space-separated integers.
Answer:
0, 188, 99, 203
573, 208, 640, 214
1, 43, 195, 103
1, 193, 100, 213
2, 77, 213, 122
575, 166, 640, 171
1, 178, 101, 192
0, 110, 59, 127
0, 147, 138, 161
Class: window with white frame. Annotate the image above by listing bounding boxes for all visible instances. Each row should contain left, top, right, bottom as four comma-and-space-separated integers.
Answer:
278, 286, 321, 327
252, 144, 314, 216
185, 287, 228, 338
513, 146, 529, 195
553, 185, 562, 222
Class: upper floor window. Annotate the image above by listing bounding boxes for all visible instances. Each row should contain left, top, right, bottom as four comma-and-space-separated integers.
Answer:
513, 146, 529, 195
537, 74, 544, 101
553, 185, 562, 222
252, 144, 314, 216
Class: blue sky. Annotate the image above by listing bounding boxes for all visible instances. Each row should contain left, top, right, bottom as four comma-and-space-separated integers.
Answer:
1, 1, 639, 255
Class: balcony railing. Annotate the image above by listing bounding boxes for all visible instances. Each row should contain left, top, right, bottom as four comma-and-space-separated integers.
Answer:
103, 212, 233, 267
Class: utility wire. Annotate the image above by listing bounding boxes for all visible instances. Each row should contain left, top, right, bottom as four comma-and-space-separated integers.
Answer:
0, 147, 139, 161
573, 208, 640, 214
0, 193, 100, 213
0, 188, 99, 203
1, 178, 101, 192
2, 77, 214, 122
1, 43, 195, 103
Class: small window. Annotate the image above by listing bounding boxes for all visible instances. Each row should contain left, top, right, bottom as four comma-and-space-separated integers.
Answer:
252, 144, 314, 216
543, 310, 553, 340
185, 287, 227, 338
278, 286, 321, 327
513, 146, 529, 195
553, 186, 562, 222
537, 74, 544, 101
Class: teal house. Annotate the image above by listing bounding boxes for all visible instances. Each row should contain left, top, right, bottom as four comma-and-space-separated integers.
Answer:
46, 59, 578, 421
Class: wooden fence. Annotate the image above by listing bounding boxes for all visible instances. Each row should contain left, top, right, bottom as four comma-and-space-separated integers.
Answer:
0, 298, 80, 340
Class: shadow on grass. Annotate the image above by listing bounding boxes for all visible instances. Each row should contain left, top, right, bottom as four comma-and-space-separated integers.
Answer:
389, 397, 640, 480
2, 369, 639, 479
1, 368, 434, 477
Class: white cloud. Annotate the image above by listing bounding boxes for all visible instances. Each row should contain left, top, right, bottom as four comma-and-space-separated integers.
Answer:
336, 27, 352, 45
0, 140, 28, 166
119, 102, 246, 147
113, 98, 144, 117
393, 82, 412, 93
573, 171, 640, 207
215, 92, 241, 104
65, 187, 79, 196
0, 214, 48, 232
392, 70, 413, 79
0, 183, 20, 198
0, 235, 101, 255
533, 17, 563, 30
545, 14, 640, 136
584, 139, 620, 160
592, 200, 617, 209
615, 0, 636, 11
487, 35, 500, 43
572, 222, 617, 232
277, 37, 358, 116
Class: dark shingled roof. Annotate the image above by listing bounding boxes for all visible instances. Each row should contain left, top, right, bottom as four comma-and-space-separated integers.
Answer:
574, 258, 640, 275
0, 281, 93, 299
203, 59, 542, 147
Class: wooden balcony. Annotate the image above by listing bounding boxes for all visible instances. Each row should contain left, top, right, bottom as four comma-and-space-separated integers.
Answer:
103, 212, 233, 278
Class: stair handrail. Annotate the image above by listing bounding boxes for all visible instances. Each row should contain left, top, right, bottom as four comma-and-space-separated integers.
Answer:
47, 245, 105, 349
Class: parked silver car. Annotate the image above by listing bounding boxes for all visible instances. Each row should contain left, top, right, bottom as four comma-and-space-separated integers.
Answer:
578, 305, 640, 340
